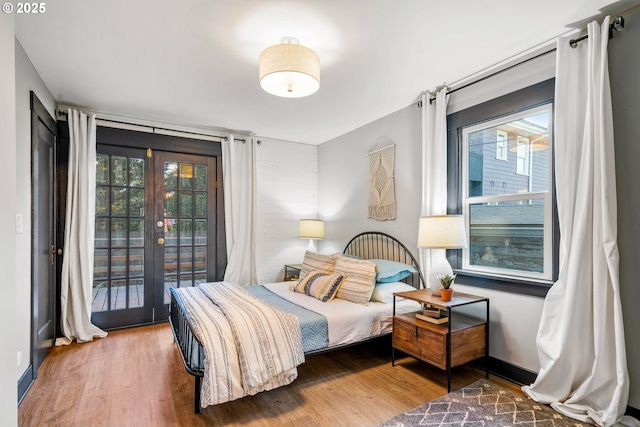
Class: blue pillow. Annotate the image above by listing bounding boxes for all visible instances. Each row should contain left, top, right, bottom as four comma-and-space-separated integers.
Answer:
340, 253, 362, 260
369, 259, 417, 283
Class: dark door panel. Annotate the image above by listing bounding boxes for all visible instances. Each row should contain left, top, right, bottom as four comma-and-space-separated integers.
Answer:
153, 152, 219, 321
31, 92, 57, 376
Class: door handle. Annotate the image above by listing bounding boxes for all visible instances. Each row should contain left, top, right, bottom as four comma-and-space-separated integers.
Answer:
157, 237, 165, 245
52, 246, 63, 265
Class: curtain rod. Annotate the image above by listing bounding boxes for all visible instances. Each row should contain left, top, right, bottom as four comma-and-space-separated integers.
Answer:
426, 48, 556, 104
427, 15, 626, 105
55, 109, 247, 143
569, 15, 624, 48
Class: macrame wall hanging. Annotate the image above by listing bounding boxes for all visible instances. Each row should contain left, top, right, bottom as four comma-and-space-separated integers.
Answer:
367, 142, 396, 221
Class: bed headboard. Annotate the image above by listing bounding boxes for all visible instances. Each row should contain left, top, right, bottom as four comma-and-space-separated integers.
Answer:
343, 231, 425, 290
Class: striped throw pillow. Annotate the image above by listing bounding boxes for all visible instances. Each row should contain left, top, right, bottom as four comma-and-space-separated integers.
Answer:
298, 251, 338, 282
292, 270, 345, 302
334, 255, 378, 305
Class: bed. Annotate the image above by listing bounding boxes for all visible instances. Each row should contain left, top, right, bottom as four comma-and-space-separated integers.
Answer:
169, 231, 425, 412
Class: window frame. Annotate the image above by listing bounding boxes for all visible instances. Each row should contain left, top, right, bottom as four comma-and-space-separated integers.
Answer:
461, 103, 553, 281
495, 129, 508, 161
446, 78, 558, 297
516, 135, 531, 176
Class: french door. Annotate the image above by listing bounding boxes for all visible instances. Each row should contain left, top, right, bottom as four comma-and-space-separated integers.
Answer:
153, 151, 218, 321
91, 146, 222, 329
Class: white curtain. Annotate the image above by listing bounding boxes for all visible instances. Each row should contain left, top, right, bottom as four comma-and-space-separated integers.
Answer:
58, 109, 107, 345
419, 89, 450, 289
222, 135, 258, 286
522, 17, 635, 427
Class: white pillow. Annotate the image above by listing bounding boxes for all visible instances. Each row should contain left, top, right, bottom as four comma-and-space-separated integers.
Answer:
370, 282, 416, 304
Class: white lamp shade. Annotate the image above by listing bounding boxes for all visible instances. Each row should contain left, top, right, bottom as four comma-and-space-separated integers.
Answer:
418, 215, 467, 249
299, 219, 324, 240
259, 41, 320, 98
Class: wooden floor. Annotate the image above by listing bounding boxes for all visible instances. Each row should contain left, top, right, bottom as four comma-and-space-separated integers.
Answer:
18, 323, 524, 427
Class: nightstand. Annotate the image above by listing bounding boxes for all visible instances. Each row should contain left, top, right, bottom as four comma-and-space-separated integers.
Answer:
392, 289, 489, 392
284, 264, 303, 281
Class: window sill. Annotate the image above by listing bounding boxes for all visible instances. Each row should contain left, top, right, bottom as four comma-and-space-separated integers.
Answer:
452, 269, 552, 297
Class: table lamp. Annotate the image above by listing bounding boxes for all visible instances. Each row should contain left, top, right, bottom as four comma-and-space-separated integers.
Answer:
299, 219, 324, 253
418, 215, 467, 296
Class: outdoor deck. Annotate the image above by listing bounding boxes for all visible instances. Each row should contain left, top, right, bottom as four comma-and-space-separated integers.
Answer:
91, 283, 172, 312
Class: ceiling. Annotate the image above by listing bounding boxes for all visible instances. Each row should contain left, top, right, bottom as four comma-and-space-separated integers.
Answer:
15, 0, 636, 145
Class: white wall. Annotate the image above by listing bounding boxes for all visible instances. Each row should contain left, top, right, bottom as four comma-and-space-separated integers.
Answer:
451, 284, 544, 370
255, 138, 318, 283
318, 104, 422, 256
1, 12, 18, 426
14, 40, 56, 382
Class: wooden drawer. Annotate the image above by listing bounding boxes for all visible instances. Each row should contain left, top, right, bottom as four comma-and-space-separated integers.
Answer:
419, 331, 445, 368
393, 318, 421, 355
393, 318, 446, 369
451, 324, 486, 367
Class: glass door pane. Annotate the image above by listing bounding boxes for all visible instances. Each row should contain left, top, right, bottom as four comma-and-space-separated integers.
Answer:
92, 147, 152, 329
161, 160, 208, 303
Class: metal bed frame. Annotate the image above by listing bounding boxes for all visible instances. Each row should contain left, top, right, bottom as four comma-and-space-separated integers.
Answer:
169, 231, 425, 413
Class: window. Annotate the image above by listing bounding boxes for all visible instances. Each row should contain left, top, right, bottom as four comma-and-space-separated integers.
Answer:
516, 136, 530, 175
496, 130, 508, 161
447, 79, 557, 296
463, 103, 552, 280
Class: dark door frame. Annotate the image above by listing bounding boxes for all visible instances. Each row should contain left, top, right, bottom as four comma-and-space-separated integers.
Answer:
30, 91, 58, 378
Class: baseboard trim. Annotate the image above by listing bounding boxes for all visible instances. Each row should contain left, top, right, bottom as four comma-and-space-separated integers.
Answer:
18, 365, 34, 404
626, 405, 640, 419
472, 356, 537, 386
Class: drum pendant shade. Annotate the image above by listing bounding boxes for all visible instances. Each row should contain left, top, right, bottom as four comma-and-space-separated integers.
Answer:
259, 38, 320, 98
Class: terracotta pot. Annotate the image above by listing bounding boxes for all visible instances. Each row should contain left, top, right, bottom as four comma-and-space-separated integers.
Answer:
440, 288, 454, 301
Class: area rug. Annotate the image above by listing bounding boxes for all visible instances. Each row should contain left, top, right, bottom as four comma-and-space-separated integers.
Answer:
376, 379, 593, 426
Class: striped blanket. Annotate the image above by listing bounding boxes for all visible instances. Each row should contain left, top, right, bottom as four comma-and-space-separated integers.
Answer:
176, 281, 305, 407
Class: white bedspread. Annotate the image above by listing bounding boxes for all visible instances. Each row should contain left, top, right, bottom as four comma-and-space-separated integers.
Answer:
263, 282, 421, 347
177, 282, 304, 407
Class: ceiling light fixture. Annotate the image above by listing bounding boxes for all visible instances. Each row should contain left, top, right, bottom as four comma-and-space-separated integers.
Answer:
259, 37, 320, 98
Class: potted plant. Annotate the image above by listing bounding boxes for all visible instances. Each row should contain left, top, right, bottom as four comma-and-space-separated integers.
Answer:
437, 273, 456, 301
